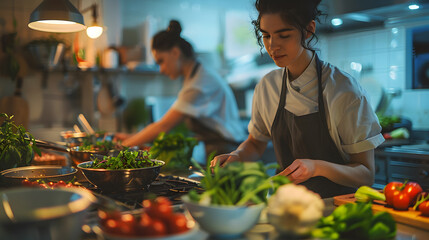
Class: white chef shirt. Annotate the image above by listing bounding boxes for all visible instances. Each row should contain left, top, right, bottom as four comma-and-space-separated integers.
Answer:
171, 63, 246, 143
249, 55, 385, 160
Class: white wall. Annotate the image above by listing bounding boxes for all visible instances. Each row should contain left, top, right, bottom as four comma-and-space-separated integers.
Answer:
321, 23, 429, 130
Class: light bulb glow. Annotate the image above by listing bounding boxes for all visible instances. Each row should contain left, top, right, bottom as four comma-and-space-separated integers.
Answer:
409, 4, 420, 10
86, 25, 103, 39
331, 18, 343, 26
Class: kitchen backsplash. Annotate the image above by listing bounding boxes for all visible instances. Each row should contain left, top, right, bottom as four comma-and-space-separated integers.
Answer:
320, 25, 429, 130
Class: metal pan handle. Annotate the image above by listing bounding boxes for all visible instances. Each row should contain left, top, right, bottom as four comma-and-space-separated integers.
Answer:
34, 139, 69, 153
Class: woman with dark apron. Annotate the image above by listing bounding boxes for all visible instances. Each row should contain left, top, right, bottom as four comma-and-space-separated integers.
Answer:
116, 20, 245, 158
212, 0, 385, 198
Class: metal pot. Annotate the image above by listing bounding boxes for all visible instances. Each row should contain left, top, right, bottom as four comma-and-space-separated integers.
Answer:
35, 139, 110, 166
0, 187, 95, 240
77, 159, 165, 193
0, 165, 77, 187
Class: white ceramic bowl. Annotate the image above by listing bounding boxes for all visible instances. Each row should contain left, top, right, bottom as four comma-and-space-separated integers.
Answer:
182, 196, 265, 238
0, 187, 95, 240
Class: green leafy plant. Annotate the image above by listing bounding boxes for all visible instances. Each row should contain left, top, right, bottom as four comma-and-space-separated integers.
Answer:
311, 202, 396, 239
188, 154, 290, 206
0, 113, 41, 171
149, 132, 198, 171
89, 149, 162, 170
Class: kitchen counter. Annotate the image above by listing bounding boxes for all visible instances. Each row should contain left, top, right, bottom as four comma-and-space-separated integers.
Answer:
82, 198, 429, 240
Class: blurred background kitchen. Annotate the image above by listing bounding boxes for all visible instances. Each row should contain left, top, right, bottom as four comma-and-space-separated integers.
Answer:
1, 0, 429, 184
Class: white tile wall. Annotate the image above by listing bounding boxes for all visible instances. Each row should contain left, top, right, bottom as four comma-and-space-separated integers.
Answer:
322, 26, 429, 130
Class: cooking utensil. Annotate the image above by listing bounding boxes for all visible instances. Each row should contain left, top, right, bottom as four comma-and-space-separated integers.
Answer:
0, 187, 95, 240
35, 139, 109, 166
0, 165, 77, 187
78, 114, 95, 135
77, 159, 165, 193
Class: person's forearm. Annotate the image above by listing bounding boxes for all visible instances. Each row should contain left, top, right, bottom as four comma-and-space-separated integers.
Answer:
122, 122, 168, 147
313, 151, 375, 188
233, 135, 267, 162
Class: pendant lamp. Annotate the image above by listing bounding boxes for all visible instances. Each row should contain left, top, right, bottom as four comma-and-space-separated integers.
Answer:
28, 0, 85, 33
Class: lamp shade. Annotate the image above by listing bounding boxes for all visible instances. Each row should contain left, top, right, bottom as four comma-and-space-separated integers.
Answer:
28, 0, 85, 33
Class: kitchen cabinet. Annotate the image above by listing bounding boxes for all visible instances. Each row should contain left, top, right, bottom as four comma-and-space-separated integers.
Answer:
374, 146, 429, 190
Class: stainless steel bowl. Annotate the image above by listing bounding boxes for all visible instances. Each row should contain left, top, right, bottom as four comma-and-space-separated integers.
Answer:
77, 160, 165, 192
0, 166, 77, 187
0, 187, 95, 240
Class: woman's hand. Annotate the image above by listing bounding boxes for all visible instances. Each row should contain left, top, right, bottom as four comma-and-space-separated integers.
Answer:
210, 152, 240, 168
114, 132, 131, 142
278, 159, 316, 184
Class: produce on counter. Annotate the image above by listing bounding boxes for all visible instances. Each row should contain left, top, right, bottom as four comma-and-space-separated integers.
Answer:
389, 127, 410, 139
311, 202, 396, 239
267, 184, 324, 236
21, 177, 78, 189
188, 156, 290, 206
384, 181, 423, 210
99, 196, 191, 237
355, 185, 386, 203
413, 192, 429, 216
89, 149, 162, 170
79, 139, 118, 152
0, 113, 41, 171
149, 132, 198, 171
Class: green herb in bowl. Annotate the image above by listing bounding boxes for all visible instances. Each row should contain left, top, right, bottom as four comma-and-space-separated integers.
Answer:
90, 149, 162, 170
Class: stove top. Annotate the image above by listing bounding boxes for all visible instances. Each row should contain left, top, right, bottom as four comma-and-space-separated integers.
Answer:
80, 174, 203, 210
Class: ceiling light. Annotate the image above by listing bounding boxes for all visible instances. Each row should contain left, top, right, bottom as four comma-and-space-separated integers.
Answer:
84, 4, 103, 39
408, 4, 420, 10
331, 18, 343, 26
28, 0, 85, 33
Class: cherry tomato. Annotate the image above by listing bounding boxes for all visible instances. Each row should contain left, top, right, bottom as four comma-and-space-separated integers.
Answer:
136, 212, 166, 237
166, 213, 189, 234
143, 197, 173, 220
117, 214, 136, 236
393, 192, 411, 210
22, 179, 33, 187
103, 219, 121, 235
384, 181, 402, 206
47, 181, 55, 187
418, 201, 429, 216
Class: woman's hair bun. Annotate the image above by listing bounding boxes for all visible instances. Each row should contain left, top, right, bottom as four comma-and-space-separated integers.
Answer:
167, 20, 182, 36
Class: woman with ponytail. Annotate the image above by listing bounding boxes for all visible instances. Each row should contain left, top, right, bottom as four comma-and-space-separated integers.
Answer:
116, 20, 246, 158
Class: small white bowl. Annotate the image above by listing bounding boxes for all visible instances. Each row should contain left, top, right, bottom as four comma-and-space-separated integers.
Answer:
182, 196, 265, 238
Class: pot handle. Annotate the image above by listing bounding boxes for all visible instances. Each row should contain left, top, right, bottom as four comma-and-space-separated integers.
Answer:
34, 139, 69, 153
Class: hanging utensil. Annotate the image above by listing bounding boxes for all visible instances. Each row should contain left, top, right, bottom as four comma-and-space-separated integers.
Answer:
78, 114, 95, 135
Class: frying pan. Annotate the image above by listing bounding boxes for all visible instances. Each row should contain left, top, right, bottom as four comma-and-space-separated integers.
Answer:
35, 139, 110, 166
0, 165, 77, 187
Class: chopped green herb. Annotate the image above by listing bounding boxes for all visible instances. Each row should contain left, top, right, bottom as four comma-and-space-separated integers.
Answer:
88, 149, 162, 170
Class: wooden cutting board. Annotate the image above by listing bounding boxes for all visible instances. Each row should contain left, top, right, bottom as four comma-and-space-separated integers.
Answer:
334, 193, 429, 231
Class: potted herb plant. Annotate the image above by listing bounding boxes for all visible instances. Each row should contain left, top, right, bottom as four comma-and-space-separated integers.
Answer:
0, 113, 41, 171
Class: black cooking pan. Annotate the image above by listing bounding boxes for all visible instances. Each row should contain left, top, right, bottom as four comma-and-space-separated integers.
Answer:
35, 139, 110, 166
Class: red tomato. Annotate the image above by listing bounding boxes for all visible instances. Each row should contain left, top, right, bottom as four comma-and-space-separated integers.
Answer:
383, 133, 392, 140
418, 201, 429, 216
403, 182, 423, 202
384, 181, 402, 206
143, 197, 173, 220
117, 214, 136, 236
103, 219, 121, 235
166, 213, 189, 234
393, 192, 411, 210
22, 179, 33, 187
136, 213, 166, 237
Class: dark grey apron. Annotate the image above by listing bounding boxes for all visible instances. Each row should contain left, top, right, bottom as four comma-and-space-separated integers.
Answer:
183, 62, 240, 157
271, 54, 355, 198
